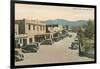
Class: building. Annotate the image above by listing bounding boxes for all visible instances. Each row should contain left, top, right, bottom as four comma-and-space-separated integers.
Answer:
15, 19, 46, 47
15, 19, 68, 47
46, 24, 67, 38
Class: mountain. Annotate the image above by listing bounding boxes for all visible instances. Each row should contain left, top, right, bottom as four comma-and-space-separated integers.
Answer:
45, 19, 88, 27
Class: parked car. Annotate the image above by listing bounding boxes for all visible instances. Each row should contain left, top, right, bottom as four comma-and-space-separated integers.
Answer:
40, 39, 54, 45
74, 39, 79, 45
53, 37, 60, 42
69, 35, 72, 38
15, 48, 24, 62
22, 42, 39, 53
71, 42, 79, 50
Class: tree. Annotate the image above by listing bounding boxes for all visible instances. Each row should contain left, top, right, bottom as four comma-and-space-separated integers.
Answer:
83, 40, 91, 52
85, 19, 94, 38
87, 20, 94, 32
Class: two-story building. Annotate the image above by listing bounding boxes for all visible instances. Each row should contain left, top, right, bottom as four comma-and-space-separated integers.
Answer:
15, 19, 46, 47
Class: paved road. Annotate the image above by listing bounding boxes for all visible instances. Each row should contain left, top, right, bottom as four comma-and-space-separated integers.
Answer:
15, 32, 94, 66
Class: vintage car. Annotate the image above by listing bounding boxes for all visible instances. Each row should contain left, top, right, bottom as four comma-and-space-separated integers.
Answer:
22, 42, 39, 53
70, 42, 79, 50
53, 37, 61, 42
40, 39, 54, 45
74, 39, 79, 45
15, 48, 24, 62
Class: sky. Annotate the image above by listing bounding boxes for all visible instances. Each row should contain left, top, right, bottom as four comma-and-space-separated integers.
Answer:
15, 4, 94, 21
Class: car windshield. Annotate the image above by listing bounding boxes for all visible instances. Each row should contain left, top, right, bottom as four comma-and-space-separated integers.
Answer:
28, 45, 36, 47
46, 40, 51, 42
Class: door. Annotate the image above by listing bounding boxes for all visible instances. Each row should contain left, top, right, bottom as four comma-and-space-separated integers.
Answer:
23, 38, 27, 45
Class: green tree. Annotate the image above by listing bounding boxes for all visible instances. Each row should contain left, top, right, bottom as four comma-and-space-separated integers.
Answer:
83, 40, 91, 52
85, 19, 94, 38
87, 20, 94, 32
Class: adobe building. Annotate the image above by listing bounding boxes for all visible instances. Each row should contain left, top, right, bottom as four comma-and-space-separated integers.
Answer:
15, 19, 46, 46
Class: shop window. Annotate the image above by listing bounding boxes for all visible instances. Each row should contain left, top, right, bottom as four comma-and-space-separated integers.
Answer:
29, 38, 32, 43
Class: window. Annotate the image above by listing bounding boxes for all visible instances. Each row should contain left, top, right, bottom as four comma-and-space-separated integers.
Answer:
28, 24, 31, 30
33, 25, 35, 30
29, 38, 32, 43
19, 23, 25, 34
40, 25, 42, 30
43, 26, 45, 30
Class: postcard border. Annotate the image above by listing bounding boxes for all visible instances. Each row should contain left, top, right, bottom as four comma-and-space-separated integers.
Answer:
10, 0, 97, 69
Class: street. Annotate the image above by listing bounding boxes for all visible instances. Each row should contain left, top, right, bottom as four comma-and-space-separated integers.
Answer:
15, 32, 94, 66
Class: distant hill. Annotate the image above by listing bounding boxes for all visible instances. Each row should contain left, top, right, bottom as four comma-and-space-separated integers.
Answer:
45, 19, 88, 27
